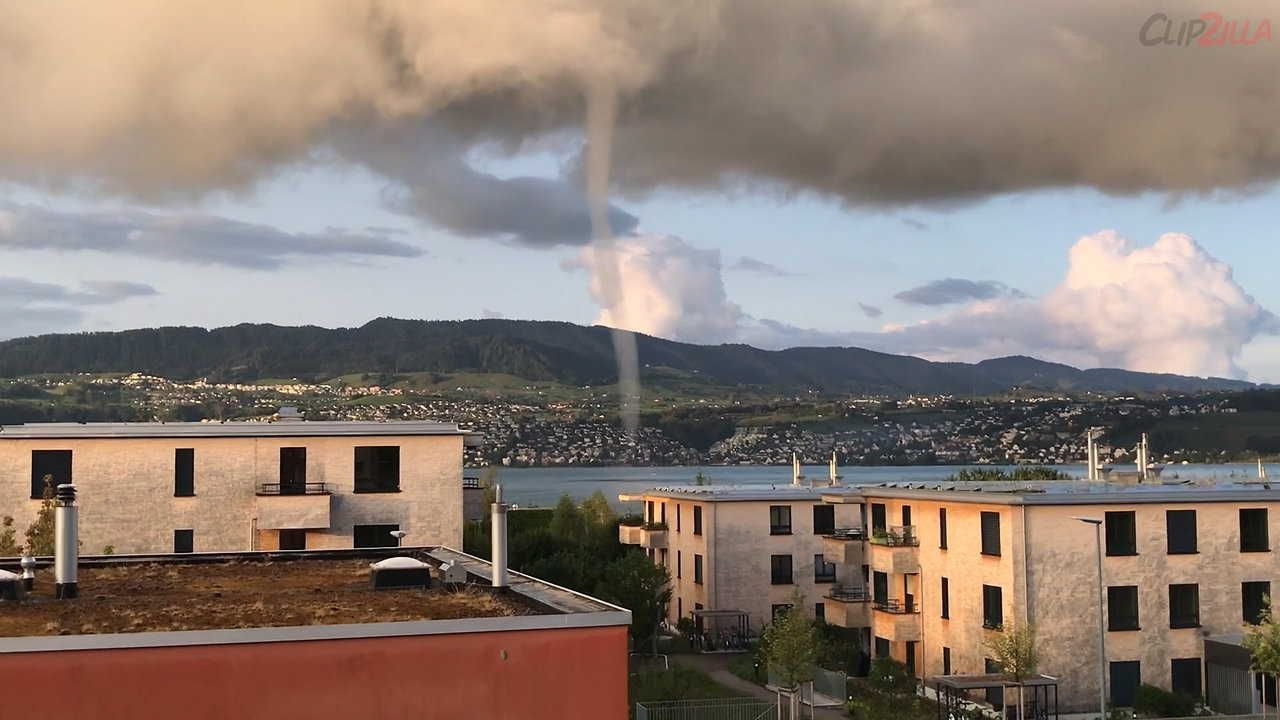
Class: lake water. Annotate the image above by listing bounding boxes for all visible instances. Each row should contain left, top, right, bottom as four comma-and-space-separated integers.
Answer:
490, 463, 1268, 509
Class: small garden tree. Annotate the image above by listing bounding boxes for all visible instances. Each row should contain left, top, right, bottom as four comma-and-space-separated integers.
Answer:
594, 549, 671, 655
0, 516, 19, 556
1244, 597, 1280, 720
762, 587, 821, 719
986, 623, 1039, 720
24, 475, 57, 557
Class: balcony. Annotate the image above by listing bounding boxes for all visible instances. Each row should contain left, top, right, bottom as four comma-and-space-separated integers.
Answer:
872, 597, 921, 641
255, 483, 331, 530
822, 528, 866, 566
823, 585, 871, 628
640, 523, 668, 549
868, 525, 919, 575
619, 518, 644, 545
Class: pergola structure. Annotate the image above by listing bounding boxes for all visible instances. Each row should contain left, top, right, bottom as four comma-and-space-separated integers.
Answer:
689, 609, 752, 652
933, 673, 1059, 720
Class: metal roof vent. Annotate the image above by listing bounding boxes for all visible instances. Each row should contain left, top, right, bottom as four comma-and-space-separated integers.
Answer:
0, 569, 23, 602
436, 560, 467, 585
369, 557, 432, 590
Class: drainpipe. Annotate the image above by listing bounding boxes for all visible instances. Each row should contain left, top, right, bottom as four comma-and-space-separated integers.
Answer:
54, 483, 78, 600
491, 484, 509, 588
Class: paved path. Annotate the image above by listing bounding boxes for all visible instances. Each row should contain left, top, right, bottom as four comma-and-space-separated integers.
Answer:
669, 652, 849, 720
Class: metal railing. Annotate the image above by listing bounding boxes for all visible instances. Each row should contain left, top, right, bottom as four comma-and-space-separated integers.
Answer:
823, 527, 865, 540
255, 482, 330, 496
873, 597, 918, 614
870, 525, 919, 546
462, 477, 481, 489
636, 697, 789, 720
826, 586, 870, 602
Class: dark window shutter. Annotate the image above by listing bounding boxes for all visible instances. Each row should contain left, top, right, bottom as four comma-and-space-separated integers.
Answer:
980, 512, 1000, 556
31, 450, 73, 499
1166, 510, 1197, 554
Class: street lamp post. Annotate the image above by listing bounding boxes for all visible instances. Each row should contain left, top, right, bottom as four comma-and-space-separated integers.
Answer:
1073, 516, 1107, 719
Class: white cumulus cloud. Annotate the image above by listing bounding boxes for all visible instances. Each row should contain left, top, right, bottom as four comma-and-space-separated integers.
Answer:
570, 233, 743, 344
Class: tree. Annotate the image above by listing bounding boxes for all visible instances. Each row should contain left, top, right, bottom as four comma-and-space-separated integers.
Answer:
24, 475, 56, 557
548, 491, 586, 543
593, 549, 671, 655
580, 490, 617, 529
762, 587, 822, 719
693, 471, 712, 486
1244, 597, 1280, 720
0, 516, 18, 556
478, 466, 499, 507
986, 623, 1039, 720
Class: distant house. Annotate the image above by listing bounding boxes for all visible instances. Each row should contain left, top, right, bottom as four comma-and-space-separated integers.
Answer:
0, 420, 482, 553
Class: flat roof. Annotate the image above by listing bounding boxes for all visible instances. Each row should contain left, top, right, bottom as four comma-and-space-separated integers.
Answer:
819, 479, 1280, 505
619, 484, 844, 503
0, 420, 483, 444
0, 547, 626, 644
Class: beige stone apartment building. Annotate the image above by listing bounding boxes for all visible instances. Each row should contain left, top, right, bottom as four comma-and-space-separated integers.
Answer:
625, 475, 1280, 712
0, 420, 482, 554
819, 480, 1280, 712
618, 485, 863, 641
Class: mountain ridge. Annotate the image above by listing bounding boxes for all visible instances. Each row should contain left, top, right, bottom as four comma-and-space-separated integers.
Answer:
0, 318, 1254, 395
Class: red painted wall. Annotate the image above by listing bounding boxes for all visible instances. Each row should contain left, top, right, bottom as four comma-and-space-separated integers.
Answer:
2, 625, 628, 720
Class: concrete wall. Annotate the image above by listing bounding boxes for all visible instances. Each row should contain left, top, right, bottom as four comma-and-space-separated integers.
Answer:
1027, 501, 1280, 711
0, 433, 465, 553
640, 494, 860, 633
0, 624, 628, 720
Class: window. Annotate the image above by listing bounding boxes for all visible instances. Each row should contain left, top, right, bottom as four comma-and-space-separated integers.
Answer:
814, 555, 837, 584
980, 512, 1000, 556
279, 530, 306, 550
694, 554, 704, 584
1241, 509, 1270, 552
353, 523, 400, 548
813, 505, 835, 535
771, 604, 791, 620
943, 647, 952, 676
30, 449, 72, 499
661, 503, 667, 525
770, 505, 793, 535
1164, 584, 1199, 629
1110, 661, 1142, 708
676, 505, 681, 532
279, 447, 307, 493
174, 448, 195, 497
676, 550, 682, 579
906, 641, 917, 676
771, 555, 794, 585
173, 529, 194, 554
1108, 586, 1140, 630
646, 501, 655, 523
354, 446, 400, 493
939, 508, 948, 549
814, 603, 825, 621
693, 506, 703, 535
985, 658, 1004, 709
1164, 583, 1200, 628
1166, 510, 1197, 554
874, 636, 890, 658
982, 585, 1003, 629
873, 571, 889, 604
871, 503, 887, 531
1244, 581, 1272, 624
941, 577, 950, 619
1105, 511, 1137, 556
1171, 658, 1202, 697
902, 505, 912, 527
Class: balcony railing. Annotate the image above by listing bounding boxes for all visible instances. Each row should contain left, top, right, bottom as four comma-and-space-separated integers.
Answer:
826, 586, 871, 602
462, 477, 482, 489
823, 527, 866, 540
870, 525, 918, 546
873, 597, 918, 614
256, 482, 330, 496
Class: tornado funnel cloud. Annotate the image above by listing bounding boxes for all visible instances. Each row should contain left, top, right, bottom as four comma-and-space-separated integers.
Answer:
585, 81, 640, 435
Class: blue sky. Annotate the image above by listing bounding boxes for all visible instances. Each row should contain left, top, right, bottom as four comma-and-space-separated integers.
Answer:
6, 162, 1279, 381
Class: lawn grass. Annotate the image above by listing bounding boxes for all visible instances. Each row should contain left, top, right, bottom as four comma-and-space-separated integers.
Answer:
629, 665, 748, 718
727, 656, 767, 687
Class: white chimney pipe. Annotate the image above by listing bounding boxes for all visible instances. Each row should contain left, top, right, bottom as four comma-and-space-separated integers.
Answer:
54, 483, 78, 599
491, 484, 509, 588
